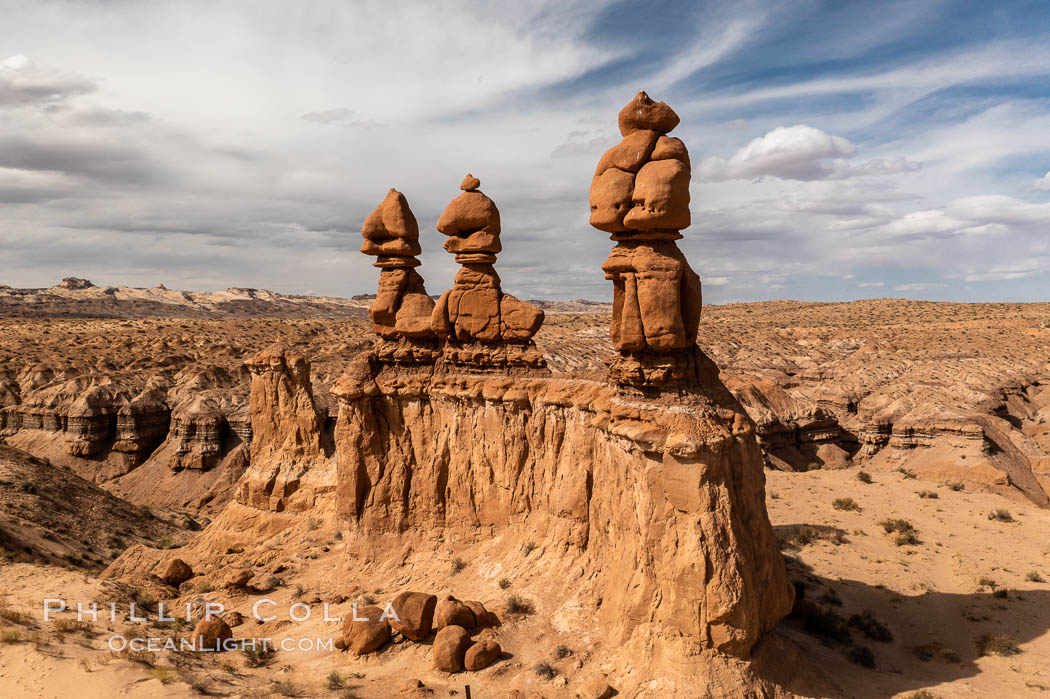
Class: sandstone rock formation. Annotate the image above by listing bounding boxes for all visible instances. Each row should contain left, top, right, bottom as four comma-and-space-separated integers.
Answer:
342, 605, 392, 655
234, 348, 333, 512
590, 91, 702, 384
433, 624, 471, 672
161, 558, 193, 587
430, 175, 545, 367
359, 190, 438, 352
464, 639, 501, 671
190, 618, 233, 650
389, 591, 437, 641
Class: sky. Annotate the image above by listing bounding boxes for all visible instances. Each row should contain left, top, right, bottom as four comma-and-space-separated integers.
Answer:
2, 0, 1050, 303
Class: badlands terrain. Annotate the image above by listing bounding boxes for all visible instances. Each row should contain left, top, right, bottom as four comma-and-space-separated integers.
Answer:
0, 280, 1048, 697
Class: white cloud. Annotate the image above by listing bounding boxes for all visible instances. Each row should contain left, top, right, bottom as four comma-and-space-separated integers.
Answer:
1032, 171, 1050, 190
695, 125, 919, 182
857, 281, 884, 288
0, 54, 96, 107
893, 282, 947, 292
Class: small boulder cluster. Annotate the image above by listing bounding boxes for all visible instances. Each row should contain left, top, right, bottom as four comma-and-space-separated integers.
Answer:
338, 591, 503, 673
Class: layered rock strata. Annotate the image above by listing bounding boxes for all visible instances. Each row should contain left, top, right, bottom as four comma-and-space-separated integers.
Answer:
234, 348, 334, 512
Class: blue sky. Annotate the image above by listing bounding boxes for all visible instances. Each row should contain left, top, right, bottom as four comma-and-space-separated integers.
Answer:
2, 0, 1049, 303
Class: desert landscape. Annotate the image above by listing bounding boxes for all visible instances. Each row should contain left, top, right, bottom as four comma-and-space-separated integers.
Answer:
3, 3, 1050, 693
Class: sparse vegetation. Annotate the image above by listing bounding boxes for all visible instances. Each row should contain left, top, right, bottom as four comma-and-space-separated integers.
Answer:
0, 606, 33, 625
243, 644, 274, 667
0, 628, 22, 643
832, 497, 859, 511
988, 508, 1014, 522
800, 606, 851, 644
847, 644, 876, 668
848, 611, 893, 642
498, 577, 511, 589
904, 691, 937, 699
149, 667, 173, 683
1026, 571, 1044, 583
878, 518, 919, 546
326, 670, 345, 689
451, 557, 466, 574
554, 644, 573, 659
856, 470, 873, 484
533, 661, 557, 680
976, 633, 1021, 656
506, 595, 534, 615
896, 467, 917, 480
794, 527, 818, 546
917, 490, 939, 499
272, 679, 305, 697
522, 541, 537, 555
947, 482, 965, 491
977, 576, 998, 589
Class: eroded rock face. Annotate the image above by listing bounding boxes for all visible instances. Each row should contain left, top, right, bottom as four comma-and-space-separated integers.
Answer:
333, 350, 793, 659
589, 91, 702, 368
235, 348, 332, 512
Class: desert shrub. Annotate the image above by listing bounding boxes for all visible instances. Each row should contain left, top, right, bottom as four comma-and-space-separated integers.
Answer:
976, 633, 1020, 656
832, 498, 859, 511
847, 644, 876, 668
498, 578, 511, 589
794, 527, 818, 546
158, 535, 175, 549
451, 557, 466, 574
114, 648, 154, 666
522, 542, 536, 555
988, 509, 1013, 522
856, 471, 873, 484
533, 661, 557, 680
947, 482, 965, 491
819, 589, 842, 607
177, 669, 208, 693
0, 606, 33, 625
554, 644, 573, 659
879, 518, 919, 545
1026, 571, 1044, 583
918, 490, 939, 499
977, 576, 997, 589
326, 671, 344, 689
848, 611, 893, 642
904, 691, 937, 699
993, 589, 1008, 599
149, 667, 173, 683
272, 680, 304, 697
53, 618, 92, 635
243, 644, 274, 668
801, 607, 851, 644
505, 596, 534, 615
896, 467, 917, 480
0, 629, 21, 643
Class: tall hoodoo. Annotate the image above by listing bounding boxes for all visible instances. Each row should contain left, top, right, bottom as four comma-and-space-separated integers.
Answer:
590, 91, 703, 385
430, 174, 545, 366
360, 189, 440, 364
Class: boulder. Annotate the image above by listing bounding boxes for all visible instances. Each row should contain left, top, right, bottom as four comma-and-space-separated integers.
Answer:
161, 558, 193, 587
225, 569, 253, 589
576, 676, 618, 699
464, 639, 501, 671
342, 604, 391, 655
617, 90, 679, 136
463, 600, 499, 628
390, 591, 437, 641
433, 625, 471, 672
434, 596, 475, 630
190, 618, 232, 650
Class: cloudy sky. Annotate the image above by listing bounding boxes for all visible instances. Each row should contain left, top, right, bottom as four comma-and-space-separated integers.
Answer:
2, 0, 1050, 302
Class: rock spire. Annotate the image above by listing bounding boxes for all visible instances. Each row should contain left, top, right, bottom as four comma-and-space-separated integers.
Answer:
589, 91, 703, 384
